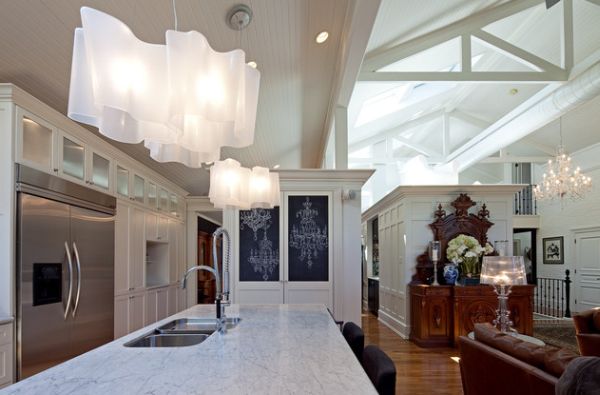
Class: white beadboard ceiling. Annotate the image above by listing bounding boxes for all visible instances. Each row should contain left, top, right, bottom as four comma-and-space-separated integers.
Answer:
0, 0, 355, 195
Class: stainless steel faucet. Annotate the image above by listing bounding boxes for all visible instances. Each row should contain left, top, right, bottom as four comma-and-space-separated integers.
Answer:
181, 227, 231, 333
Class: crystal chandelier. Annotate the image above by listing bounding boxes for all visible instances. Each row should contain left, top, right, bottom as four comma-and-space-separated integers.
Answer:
533, 118, 592, 202
68, 7, 260, 168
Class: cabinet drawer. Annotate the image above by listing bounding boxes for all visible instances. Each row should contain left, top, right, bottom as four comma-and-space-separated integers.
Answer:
0, 324, 12, 347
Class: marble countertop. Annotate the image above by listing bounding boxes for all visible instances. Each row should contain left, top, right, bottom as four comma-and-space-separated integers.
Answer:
3, 304, 376, 395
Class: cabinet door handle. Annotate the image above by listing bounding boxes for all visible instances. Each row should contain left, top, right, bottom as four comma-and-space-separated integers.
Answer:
129, 296, 134, 300
53, 168, 59, 173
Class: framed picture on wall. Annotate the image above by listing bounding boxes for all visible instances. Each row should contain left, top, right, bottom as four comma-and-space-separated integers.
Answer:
542, 236, 564, 264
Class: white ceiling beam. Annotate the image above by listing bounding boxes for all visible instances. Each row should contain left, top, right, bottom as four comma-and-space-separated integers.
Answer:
442, 112, 450, 158
349, 109, 443, 151
318, 0, 381, 167
461, 34, 471, 72
391, 135, 438, 157
362, 0, 544, 71
480, 156, 552, 163
450, 110, 491, 129
561, 0, 574, 73
471, 29, 565, 74
358, 70, 567, 83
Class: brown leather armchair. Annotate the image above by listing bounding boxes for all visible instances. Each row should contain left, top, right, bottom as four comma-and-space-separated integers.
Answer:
573, 309, 600, 357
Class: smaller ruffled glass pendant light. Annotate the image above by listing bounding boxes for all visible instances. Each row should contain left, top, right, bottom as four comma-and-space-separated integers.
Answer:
209, 160, 280, 209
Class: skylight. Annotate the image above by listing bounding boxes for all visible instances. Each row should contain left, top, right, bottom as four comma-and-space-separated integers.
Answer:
354, 54, 484, 128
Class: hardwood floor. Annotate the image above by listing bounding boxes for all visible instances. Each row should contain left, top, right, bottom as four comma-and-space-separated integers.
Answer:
361, 312, 464, 395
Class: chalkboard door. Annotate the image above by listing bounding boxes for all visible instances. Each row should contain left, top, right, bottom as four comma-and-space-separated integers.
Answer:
236, 207, 284, 303
284, 192, 332, 307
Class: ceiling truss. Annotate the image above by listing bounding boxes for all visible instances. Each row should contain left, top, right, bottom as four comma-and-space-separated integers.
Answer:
359, 0, 574, 83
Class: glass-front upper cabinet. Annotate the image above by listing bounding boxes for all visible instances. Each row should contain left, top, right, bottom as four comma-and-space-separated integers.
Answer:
116, 165, 130, 198
159, 187, 169, 212
87, 150, 111, 191
16, 107, 58, 174
133, 174, 145, 203
147, 182, 157, 209
60, 133, 86, 182
169, 194, 178, 217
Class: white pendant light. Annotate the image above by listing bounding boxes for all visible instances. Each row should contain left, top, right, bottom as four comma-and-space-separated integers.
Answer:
68, 7, 260, 168
209, 160, 280, 209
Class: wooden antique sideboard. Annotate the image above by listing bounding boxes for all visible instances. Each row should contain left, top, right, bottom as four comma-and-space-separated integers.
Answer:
410, 284, 534, 347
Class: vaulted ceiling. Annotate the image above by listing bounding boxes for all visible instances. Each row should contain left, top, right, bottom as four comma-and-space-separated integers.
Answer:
0, 0, 369, 195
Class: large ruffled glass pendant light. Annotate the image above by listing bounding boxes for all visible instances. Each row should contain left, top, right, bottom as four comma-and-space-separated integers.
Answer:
533, 117, 592, 203
67, 5, 260, 168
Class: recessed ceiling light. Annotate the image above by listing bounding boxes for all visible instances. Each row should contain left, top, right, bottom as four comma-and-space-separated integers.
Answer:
315, 31, 329, 44
273, 164, 280, 169
509, 88, 519, 95
247, 61, 257, 69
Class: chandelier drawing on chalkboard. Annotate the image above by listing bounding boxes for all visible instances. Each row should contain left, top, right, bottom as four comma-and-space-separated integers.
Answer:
241, 208, 279, 281
240, 209, 273, 240
289, 197, 328, 269
248, 231, 279, 281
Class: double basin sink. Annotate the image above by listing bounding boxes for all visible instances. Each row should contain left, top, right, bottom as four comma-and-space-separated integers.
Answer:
124, 317, 241, 348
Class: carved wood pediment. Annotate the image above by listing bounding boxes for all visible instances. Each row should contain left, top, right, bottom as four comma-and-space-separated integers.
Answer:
412, 194, 494, 284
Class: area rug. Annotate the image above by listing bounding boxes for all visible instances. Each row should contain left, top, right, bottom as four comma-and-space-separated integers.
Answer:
533, 319, 579, 354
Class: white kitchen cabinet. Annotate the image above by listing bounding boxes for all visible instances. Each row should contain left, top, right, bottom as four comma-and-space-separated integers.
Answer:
156, 288, 168, 320
0, 323, 13, 388
133, 173, 145, 204
114, 296, 129, 339
129, 293, 145, 332
169, 220, 178, 283
159, 187, 169, 212
114, 292, 145, 338
129, 208, 145, 290
147, 181, 158, 210
145, 213, 168, 242
116, 164, 130, 199
169, 194, 179, 217
59, 132, 86, 183
114, 202, 130, 295
15, 107, 59, 174
167, 285, 177, 316
87, 150, 111, 191
115, 203, 145, 294
145, 290, 157, 326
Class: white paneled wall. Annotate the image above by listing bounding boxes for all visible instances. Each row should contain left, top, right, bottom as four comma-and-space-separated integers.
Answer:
362, 185, 523, 338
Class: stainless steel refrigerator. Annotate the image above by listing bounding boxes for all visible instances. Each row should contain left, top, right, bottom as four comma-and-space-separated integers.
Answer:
16, 165, 115, 380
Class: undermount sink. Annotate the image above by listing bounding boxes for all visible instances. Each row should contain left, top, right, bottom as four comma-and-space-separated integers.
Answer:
124, 317, 241, 348
124, 333, 210, 348
157, 317, 242, 334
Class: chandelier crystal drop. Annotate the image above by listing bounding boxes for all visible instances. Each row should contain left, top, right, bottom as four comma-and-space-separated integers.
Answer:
68, 7, 260, 168
533, 145, 592, 201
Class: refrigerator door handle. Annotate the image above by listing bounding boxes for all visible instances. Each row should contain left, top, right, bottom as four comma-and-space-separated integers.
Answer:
72, 242, 82, 318
64, 241, 74, 320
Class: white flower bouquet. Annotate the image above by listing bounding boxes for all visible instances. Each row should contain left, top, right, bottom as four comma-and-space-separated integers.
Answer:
446, 234, 494, 277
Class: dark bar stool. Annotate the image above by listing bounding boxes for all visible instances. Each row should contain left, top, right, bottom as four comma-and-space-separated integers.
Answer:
362, 345, 396, 395
342, 322, 364, 361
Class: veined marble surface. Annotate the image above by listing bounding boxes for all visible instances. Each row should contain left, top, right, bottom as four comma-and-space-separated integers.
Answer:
3, 304, 377, 394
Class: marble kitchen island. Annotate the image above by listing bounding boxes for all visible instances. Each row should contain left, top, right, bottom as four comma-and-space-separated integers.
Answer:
3, 304, 377, 394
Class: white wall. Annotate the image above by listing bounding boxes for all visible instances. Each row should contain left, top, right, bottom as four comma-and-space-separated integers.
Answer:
535, 143, 600, 281
362, 185, 523, 338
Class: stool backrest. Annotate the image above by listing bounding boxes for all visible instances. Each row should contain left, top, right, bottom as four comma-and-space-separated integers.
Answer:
342, 322, 364, 361
362, 345, 396, 395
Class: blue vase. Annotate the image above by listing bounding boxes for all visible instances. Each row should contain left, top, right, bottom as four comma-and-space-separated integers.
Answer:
443, 264, 458, 285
